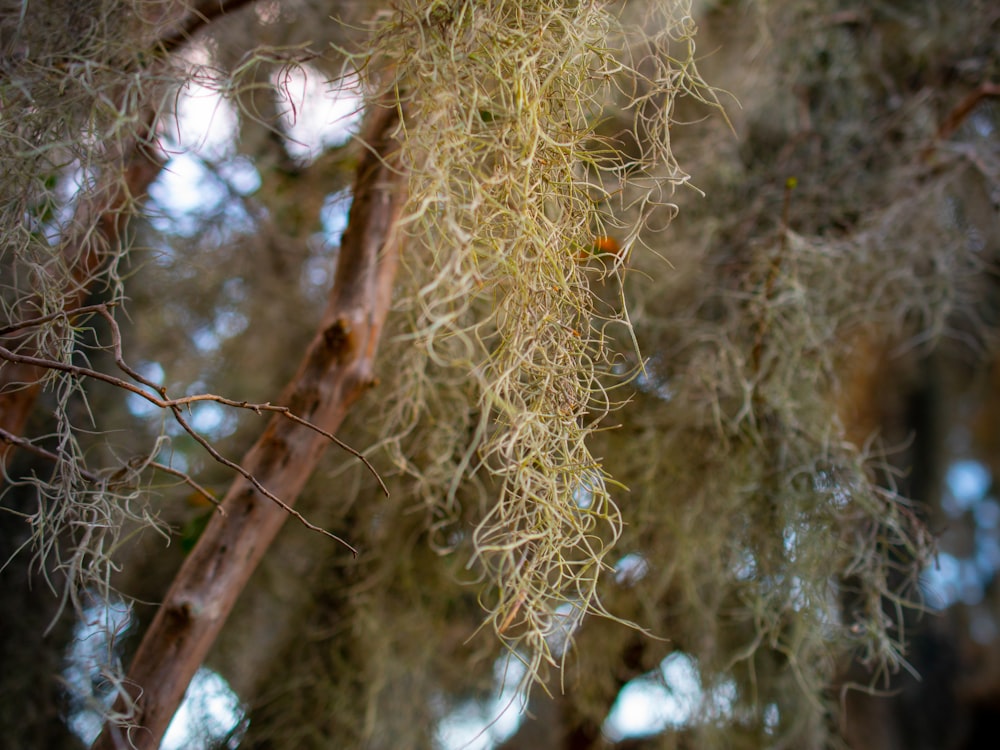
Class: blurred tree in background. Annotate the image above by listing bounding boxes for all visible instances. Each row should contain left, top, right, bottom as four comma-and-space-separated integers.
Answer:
2, 1, 999, 748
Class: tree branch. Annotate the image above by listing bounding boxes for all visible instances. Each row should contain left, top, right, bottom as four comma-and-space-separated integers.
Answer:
0, 303, 389, 507
92, 96, 409, 750
921, 82, 1000, 159
0, 0, 258, 480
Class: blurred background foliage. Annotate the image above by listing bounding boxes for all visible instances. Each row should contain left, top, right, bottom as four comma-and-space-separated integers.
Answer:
2, 0, 1000, 748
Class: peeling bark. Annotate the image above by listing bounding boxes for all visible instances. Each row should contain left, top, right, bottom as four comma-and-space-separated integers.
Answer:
92, 98, 407, 750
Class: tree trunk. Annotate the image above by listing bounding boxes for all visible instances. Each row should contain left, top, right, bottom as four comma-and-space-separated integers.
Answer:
92, 97, 408, 750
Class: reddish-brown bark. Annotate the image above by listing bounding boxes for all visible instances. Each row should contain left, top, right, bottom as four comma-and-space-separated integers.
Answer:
92, 99, 408, 750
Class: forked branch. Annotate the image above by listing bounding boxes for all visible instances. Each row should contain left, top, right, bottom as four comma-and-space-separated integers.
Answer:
0, 303, 389, 517
0, 0, 258, 479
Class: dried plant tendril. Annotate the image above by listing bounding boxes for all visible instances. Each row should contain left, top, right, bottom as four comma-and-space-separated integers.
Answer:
361, 0, 720, 683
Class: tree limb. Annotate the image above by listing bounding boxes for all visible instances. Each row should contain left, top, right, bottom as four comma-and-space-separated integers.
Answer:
0, 0, 255, 480
0, 303, 389, 505
921, 82, 1000, 159
92, 96, 408, 750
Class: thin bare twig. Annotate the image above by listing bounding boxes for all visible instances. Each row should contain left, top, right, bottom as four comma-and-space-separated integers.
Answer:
0, 302, 120, 338
0, 427, 223, 511
102, 307, 385, 496
933, 82, 1000, 143
0, 304, 389, 501
0, 337, 371, 549
0, 0, 261, 480
922, 82, 1000, 159
167, 404, 357, 553
0, 428, 102, 484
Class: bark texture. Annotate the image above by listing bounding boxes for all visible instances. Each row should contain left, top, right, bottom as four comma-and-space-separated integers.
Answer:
92, 98, 407, 750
